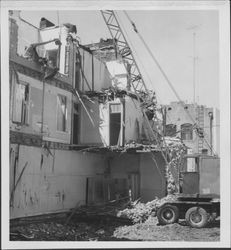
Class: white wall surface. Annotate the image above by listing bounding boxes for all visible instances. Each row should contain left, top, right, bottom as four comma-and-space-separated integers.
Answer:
10, 145, 106, 218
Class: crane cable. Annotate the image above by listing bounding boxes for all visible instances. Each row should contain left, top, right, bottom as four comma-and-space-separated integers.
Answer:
113, 13, 175, 127
123, 10, 216, 156
114, 12, 170, 164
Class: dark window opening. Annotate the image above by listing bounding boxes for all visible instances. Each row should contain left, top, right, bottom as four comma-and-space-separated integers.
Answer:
46, 49, 59, 69
165, 124, 177, 137
202, 148, 208, 154
168, 107, 172, 111
181, 123, 193, 140
73, 103, 80, 144
12, 82, 29, 124
75, 54, 82, 90
109, 103, 122, 146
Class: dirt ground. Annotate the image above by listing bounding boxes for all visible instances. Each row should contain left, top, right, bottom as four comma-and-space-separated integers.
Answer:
10, 215, 220, 241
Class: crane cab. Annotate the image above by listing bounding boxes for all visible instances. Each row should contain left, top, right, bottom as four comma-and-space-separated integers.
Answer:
179, 154, 220, 198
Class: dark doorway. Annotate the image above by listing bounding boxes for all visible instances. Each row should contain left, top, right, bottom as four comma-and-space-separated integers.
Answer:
110, 113, 121, 146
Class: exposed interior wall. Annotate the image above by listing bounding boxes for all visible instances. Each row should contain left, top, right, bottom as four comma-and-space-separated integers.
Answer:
80, 98, 126, 146
11, 12, 40, 57
79, 48, 111, 91
10, 144, 106, 218
43, 84, 72, 144
80, 96, 150, 146
39, 26, 69, 75
106, 60, 127, 89
110, 153, 140, 200
93, 56, 111, 90
79, 99, 105, 145
140, 152, 166, 202
124, 97, 144, 143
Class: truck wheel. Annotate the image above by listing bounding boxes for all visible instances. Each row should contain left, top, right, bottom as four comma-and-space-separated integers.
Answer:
157, 205, 179, 225
185, 207, 208, 228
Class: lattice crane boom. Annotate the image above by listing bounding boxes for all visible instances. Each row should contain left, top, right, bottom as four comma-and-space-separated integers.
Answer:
100, 10, 150, 98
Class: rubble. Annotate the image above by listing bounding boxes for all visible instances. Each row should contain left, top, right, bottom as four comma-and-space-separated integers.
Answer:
113, 216, 220, 241
117, 195, 178, 223
164, 136, 187, 194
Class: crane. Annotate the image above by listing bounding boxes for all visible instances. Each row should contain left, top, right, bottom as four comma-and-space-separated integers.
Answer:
100, 10, 151, 101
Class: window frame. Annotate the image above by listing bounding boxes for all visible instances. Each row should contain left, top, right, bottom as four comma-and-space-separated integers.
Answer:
108, 102, 124, 146
12, 80, 30, 125
181, 123, 193, 140
165, 124, 177, 137
56, 94, 68, 133
72, 101, 81, 144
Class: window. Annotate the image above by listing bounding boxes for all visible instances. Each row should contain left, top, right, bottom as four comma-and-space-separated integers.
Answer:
46, 49, 59, 68
75, 53, 82, 90
57, 94, 67, 132
109, 103, 123, 146
181, 123, 193, 140
165, 124, 176, 137
73, 102, 80, 144
12, 82, 29, 124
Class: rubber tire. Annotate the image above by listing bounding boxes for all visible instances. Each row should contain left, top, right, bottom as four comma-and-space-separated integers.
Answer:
185, 207, 209, 228
157, 204, 179, 225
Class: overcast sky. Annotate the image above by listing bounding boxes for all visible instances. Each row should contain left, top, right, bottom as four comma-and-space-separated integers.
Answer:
21, 10, 219, 109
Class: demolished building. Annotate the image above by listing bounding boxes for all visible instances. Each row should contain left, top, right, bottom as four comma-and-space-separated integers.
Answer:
9, 11, 184, 219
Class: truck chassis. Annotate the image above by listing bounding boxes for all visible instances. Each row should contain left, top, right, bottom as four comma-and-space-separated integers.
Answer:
157, 195, 220, 228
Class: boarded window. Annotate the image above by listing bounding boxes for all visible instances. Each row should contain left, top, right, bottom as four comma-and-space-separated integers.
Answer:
165, 124, 176, 137
57, 94, 67, 132
12, 82, 29, 124
181, 123, 193, 140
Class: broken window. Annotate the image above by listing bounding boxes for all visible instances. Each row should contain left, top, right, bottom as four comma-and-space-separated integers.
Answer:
12, 81, 29, 124
73, 102, 80, 144
57, 94, 67, 132
165, 124, 176, 137
181, 123, 193, 140
109, 103, 123, 146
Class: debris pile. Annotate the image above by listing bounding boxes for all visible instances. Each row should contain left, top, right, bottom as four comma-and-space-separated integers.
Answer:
164, 137, 187, 194
10, 219, 129, 241
117, 195, 178, 223
113, 216, 220, 241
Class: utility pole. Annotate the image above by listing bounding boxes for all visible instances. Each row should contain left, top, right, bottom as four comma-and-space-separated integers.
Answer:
193, 31, 196, 104
187, 25, 200, 104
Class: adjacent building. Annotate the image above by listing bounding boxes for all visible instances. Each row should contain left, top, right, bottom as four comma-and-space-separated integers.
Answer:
164, 101, 220, 156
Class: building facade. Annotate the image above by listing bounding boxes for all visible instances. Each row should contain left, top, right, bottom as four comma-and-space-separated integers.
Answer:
9, 11, 167, 218
164, 101, 220, 156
